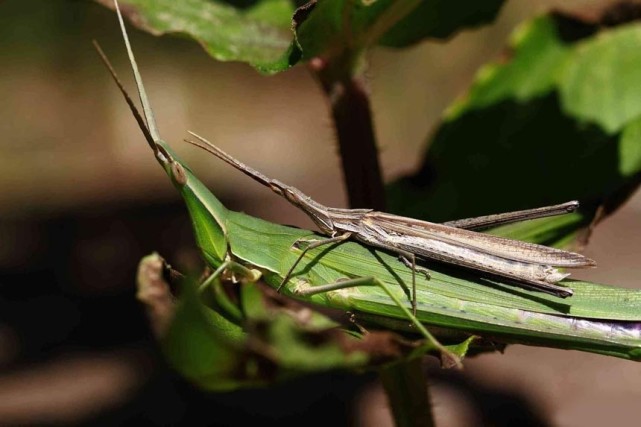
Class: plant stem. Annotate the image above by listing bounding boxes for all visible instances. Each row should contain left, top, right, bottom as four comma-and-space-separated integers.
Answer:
310, 4, 433, 419
311, 57, 386, 210
379, 358, 435, 427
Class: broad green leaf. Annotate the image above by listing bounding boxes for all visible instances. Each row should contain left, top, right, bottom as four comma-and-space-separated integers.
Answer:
389, 13, 641, 247
295, 0, 506, 60
95, 0, 296, 73
560, 24, 641, 134
457, 16, 571, 110
98, 0, 506, 73
378, 0, 505, 47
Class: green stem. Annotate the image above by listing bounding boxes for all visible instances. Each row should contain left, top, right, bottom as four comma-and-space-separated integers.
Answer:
379, 358, 435, 427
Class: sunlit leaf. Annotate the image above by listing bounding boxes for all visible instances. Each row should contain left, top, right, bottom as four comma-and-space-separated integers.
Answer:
389, 12, 641, 247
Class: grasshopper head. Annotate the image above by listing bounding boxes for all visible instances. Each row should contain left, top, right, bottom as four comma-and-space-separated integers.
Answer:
277, 184, 335, 235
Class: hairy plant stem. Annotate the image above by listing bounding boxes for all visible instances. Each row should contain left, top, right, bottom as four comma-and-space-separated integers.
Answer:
379, 358, 435, 427
311, 2, 430, 416
311, 47, 435, 426
311, 54, 386, 210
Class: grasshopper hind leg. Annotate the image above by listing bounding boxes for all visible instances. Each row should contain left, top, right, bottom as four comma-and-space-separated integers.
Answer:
398, 256, 431, 281
396, 251, 432, 316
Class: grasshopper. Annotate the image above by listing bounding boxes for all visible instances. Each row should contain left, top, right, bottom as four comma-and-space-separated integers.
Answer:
185, 132, 596, 314
96, 0, 641, 365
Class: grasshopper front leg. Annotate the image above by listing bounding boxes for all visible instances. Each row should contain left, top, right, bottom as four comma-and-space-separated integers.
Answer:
277, 233, 353, 292
280, 234, 419, 316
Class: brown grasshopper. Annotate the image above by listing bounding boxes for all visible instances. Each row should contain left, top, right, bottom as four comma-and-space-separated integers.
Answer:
185, 133, 596, 314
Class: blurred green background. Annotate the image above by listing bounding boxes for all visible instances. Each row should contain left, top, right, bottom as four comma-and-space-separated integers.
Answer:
0, 0, 640, 426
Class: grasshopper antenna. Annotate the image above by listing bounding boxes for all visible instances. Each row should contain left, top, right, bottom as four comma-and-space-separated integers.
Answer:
185, 131, 275, 189
92, 40, 156, 153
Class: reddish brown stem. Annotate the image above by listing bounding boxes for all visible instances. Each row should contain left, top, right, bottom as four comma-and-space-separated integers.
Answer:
311, 58, 386, 210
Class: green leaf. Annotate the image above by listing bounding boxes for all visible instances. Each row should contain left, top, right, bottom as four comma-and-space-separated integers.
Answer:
620, 116, 641, 176
388, 13, 641, 247
295, 0, 506, 60
163, 278, 250, 391
239, 282, 368, 374
164, 275, 421, 389
98, 0, 506, 72
560, 24, 641, 134
96, 0, 296, 73
458, 16, 571, 110
378, 0, 506, 47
